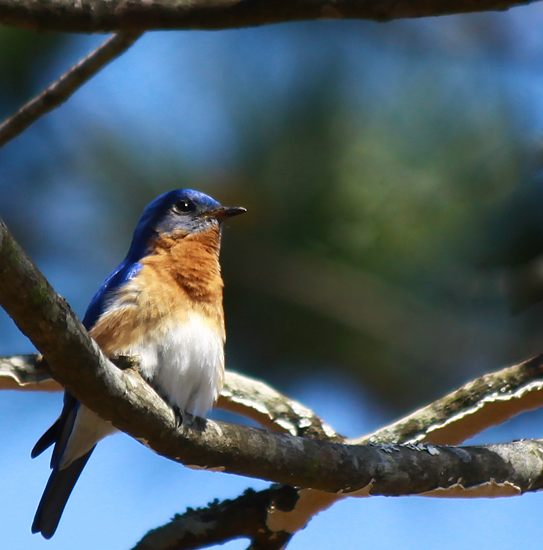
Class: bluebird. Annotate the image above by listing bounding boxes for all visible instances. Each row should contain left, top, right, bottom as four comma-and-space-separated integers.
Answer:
31, 189, 246, 538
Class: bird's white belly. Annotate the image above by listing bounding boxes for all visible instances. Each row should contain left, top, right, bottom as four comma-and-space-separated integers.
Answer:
61, 313, 224, 469
133, 312, 225, 417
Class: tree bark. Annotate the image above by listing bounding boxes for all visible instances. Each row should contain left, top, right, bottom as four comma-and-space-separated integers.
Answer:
0, 0, 538, 34
2, 216, 543, 499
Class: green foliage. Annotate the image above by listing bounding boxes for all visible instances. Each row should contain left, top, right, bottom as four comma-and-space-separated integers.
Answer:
0, 26, 65, 104
1, 29, 532, 410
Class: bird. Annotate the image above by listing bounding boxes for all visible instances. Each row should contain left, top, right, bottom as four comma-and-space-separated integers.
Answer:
31, 189, 246, 539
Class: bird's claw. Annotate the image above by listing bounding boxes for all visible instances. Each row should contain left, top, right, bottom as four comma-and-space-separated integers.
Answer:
173, 406, 184, 428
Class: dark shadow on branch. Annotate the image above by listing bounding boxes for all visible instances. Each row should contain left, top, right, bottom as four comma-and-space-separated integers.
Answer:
133, 486, 297, 550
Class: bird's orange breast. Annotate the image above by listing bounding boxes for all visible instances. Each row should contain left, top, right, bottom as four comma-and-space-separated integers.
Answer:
90, 226, 226, 356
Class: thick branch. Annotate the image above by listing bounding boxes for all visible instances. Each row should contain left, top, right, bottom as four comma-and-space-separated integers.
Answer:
0, 0, 538, 34
127, 351, 543, 549
0, 31, 142, 150
5, 217, 543, 550
2, 216, 543, 498
9, 353, 543, 545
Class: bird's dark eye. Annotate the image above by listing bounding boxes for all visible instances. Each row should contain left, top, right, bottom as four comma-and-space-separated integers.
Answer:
173, 199, 196, 214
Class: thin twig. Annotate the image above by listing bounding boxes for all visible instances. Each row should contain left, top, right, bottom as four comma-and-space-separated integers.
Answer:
354, 354, 543, 446
0, 31, 142, 149
132, 487, 296, 550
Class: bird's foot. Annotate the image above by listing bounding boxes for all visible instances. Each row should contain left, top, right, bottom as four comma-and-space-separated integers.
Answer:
172, 406, 184, 428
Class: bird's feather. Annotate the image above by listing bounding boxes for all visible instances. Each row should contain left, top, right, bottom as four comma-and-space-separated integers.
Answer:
32, 449, 94, 539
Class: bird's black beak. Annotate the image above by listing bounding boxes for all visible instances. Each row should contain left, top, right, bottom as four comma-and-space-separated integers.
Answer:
208, 206, 247, 222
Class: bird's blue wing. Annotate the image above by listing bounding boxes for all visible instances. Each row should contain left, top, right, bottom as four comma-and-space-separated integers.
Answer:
31, 259, 141, 460
32, 258, 143, 538
82, 260, 143, 329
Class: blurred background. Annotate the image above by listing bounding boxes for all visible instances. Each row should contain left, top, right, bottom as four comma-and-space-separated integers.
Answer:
3, 8, 543, 549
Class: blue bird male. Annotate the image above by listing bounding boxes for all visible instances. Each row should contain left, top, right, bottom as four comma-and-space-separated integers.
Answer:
31, 189, 246, 539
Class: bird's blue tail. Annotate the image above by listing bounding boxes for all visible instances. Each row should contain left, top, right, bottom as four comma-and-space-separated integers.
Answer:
31, 448, 95, 539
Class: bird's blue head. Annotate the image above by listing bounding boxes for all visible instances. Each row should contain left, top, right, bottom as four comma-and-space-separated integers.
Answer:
82, 190, 245, 329
127, 189, 246, 262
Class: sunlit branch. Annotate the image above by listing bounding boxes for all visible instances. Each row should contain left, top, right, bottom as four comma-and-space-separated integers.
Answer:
355, 353, 543, 446
6, 351, 543, 448
7, 351, 543, 543
0, 354, 340, 439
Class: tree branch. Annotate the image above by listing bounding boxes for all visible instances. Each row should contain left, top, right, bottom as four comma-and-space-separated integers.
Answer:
0, 354, 59, 391
132, 486, 297, 550
126, 353, 543, 549
0, 31, 142, 150
6, 351, 543, 448
1, 211, 543, 493
0, 354, 340, 440
4, 215, 543, 550
217, 372, 341, 439
9, 353, 543, 546
355, 353, 543, 446
0, 0, 538, 34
